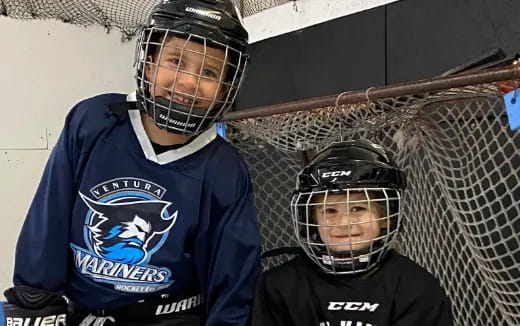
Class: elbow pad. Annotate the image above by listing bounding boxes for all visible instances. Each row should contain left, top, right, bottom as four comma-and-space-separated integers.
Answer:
3, 286, 67, 326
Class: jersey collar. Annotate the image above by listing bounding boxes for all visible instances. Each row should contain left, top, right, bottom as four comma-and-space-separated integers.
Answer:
126, 92, 217, 165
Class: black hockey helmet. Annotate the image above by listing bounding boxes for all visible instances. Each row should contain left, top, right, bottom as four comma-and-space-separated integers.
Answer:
135, 0, 249, 135
291, 139, 406, 275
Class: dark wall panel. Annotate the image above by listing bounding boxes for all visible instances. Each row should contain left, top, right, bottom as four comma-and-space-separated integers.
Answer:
235, 6, 386, 110
387, 0, 520, 83
236, 0, 520, 110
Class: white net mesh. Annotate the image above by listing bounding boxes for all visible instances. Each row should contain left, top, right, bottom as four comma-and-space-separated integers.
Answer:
239, 0, 292, 17
227, 80, 520, 325
0, 0, 293, 38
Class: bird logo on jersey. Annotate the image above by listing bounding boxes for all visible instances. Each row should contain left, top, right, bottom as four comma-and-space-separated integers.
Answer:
71, 177, 178, 293
80, 193, 177, 264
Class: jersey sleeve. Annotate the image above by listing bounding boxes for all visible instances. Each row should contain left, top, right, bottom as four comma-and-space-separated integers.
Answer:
251, 275, 290, 326
194, 151, 262, 326
392, 295, 453, 326
12, 107, 81, 293
391, 272, 454, 325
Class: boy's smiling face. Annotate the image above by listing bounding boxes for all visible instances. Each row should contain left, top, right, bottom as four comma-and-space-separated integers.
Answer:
145, 36, 229, 111
312, 192, 386, 252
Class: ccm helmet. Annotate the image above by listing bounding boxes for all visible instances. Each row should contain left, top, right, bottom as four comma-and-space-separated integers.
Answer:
291, 139, 406, 275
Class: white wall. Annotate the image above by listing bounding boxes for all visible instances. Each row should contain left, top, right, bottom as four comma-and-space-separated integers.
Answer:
244, 0, 401, 43
0, 18, 135, 296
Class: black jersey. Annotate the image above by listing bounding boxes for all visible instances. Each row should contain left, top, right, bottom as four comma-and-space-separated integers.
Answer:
252, 250, 453, 326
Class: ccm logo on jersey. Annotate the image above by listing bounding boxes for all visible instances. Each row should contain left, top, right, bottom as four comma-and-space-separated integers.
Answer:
6, 314, 66, 326
328, 301, 380, 312
321, 171, 351, 178
320, 320, 377, 326
319, 321, 375, 326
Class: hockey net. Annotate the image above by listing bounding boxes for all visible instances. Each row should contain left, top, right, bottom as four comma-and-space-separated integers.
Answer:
225, 65, 520, 325
0, 0, 292, 39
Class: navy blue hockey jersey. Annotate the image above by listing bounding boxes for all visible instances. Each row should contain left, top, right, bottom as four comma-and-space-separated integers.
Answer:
13, 93, 262, 325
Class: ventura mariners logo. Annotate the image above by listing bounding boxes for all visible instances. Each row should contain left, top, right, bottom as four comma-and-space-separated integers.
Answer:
71, 177, 178, 293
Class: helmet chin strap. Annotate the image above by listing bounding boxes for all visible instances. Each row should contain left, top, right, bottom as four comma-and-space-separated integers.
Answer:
306, 228, 388, 274
320, 248, 372, 266
151, 95, 215, 117
136, 89, 220, 135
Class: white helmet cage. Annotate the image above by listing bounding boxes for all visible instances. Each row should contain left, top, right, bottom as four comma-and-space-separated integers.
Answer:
291, 187, 402, 275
